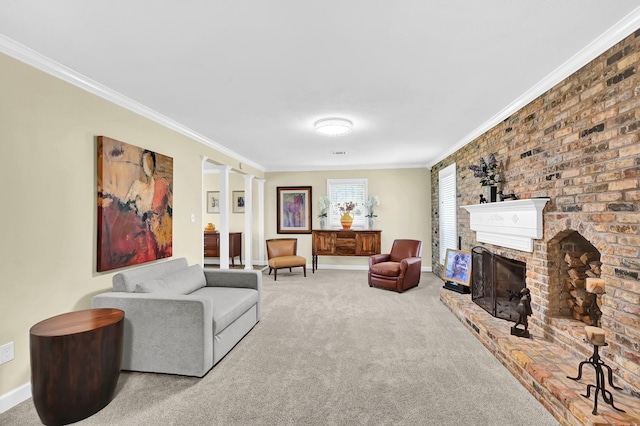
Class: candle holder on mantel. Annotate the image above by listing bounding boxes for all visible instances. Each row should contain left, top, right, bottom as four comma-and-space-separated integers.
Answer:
567, 326, 626, 415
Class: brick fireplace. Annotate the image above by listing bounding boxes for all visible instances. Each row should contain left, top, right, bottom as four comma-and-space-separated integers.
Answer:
431, 28, 640, 422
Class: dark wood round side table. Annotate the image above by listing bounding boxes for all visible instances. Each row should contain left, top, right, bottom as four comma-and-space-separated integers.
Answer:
30, 308, 124, 426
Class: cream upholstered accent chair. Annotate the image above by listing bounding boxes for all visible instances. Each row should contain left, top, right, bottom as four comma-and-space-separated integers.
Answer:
266, 238, 307, 281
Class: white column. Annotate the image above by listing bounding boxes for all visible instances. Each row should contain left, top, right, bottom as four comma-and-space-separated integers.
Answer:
242, 174, 254, 270
200, 156, 208, 265
256, 179, 266, 266
217, 165, 231, 269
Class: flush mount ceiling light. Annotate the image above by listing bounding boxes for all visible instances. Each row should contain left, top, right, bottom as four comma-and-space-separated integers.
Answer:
314, 118, 353, 137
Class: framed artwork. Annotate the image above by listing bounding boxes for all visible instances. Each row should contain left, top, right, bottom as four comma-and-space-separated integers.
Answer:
443, 249, 472, 286
232, 191, 245, 213
206, 191, 220, 213
277, 186, 312, 234
97, 136, 173, 272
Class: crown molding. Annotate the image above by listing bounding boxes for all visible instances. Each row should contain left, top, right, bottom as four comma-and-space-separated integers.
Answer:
427, 6, 640, 168
0, 34, 265, 173
265, 162, 429, 173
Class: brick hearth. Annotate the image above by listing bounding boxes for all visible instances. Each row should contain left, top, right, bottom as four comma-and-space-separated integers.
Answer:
440, 288, 640, 426
431, 27, 640, 414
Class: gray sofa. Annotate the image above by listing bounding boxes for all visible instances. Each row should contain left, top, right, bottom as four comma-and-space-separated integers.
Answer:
92, 258, 261, 377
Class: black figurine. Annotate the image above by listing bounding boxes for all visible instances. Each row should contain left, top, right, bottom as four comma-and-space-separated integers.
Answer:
479, 194, 488, 204
511, 288, 532, 338
498, 191, 519, 201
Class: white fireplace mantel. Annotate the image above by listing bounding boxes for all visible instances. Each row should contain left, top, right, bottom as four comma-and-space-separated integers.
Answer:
461, 198, 550, 252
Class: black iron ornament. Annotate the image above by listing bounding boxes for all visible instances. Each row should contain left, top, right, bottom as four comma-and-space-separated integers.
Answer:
567, 337, 625, 415
510, 288, 532, 338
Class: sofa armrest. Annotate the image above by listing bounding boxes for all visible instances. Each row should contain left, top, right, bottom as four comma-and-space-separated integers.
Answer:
369, 253, 391, 266
203, 269, 260, 289
203, 269, 262, 320
91, 292, 214, 377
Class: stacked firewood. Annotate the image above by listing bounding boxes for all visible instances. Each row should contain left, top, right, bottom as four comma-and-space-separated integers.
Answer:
563, 251, 602, 325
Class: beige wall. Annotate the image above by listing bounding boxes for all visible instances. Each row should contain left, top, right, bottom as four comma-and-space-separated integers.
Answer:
264, 169, 432, 268
0, 52, 264, 396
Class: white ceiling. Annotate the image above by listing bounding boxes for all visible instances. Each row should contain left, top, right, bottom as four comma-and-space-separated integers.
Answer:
1, 1, 640, 172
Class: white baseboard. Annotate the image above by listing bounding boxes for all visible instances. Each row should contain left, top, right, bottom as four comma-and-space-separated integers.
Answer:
311, 264, 433, 273
202, 260, 437, 274
0, 382, 31, 414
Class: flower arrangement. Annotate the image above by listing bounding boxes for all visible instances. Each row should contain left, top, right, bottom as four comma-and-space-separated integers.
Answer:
364, 195, 379, 218
336, 201, 357, 214
318, 196, 330, 218
469, 153, 502, 186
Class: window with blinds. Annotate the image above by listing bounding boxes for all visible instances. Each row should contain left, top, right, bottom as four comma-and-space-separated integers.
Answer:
327, 179, 368, 228
439, 163, 457, 263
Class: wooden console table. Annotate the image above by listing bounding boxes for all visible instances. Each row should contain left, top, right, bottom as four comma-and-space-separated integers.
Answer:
30, 308, 124, 426
311, 229, 381, 272
204, 231, 242, 266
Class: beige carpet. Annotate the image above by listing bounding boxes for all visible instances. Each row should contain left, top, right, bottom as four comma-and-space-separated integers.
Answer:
1, 270, 560, 425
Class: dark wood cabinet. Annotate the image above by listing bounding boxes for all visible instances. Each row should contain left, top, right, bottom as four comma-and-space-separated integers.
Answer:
204, 232, 242, 266
312, 230, 381, 271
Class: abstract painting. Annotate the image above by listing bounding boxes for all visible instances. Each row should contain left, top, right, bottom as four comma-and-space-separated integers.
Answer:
97, 136, 173, 271
277, 186, 312, 234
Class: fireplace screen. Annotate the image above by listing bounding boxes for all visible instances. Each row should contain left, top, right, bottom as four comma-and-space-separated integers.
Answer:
471, 246, 526, 321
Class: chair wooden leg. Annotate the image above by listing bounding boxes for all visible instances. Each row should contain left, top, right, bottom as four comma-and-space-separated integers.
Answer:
274, 268, 277, 281
303, 265, 306, 277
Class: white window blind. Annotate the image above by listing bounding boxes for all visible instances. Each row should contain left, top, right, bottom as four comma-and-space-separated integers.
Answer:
439, 163, 457, 264
327, 179, 367, 228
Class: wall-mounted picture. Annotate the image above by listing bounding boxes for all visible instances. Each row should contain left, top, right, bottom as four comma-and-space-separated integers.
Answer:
97, 136, 173, 272
277, 186, 312, 234
207, 191, 220, 213
232, 190, 245, 213
443, 249, 472, 286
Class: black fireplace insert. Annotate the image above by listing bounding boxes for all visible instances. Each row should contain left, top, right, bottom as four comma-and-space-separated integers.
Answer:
471, 246, 526, 321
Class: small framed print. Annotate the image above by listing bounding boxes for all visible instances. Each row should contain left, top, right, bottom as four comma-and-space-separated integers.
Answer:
232, 191, 245, 213
206, 191, 220, 213
443, 249, 472, 287
277, 186, 312, 234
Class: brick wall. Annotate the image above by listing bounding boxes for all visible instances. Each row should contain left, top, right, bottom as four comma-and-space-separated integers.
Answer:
431, 29, 640, 396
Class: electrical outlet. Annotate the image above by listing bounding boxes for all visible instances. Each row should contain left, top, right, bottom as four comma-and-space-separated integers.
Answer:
0, 342, 14, 365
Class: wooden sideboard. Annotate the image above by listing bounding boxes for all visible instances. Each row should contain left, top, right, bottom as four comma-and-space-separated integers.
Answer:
311, 230, 381, 272
204, 232, 242, 266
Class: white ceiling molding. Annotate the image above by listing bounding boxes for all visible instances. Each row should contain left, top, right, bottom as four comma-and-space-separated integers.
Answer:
0, 34, 264, 173
267, 161, 430, 173
427, 6, 640, 168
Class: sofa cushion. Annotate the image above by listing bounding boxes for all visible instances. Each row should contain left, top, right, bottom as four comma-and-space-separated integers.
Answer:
135, 264, 206, 295
113, 258, 189, 292
370, 261, 401, 277
191, 287, 259, 334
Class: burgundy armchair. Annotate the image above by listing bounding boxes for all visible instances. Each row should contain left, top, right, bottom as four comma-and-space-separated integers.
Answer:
368, 239, 422, 292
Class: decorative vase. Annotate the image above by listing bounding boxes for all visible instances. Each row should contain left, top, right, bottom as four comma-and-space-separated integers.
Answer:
319, 217, 327, 230
367, 217, 376, 230
340, 212, 353, 229
488, 186, 497, 203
